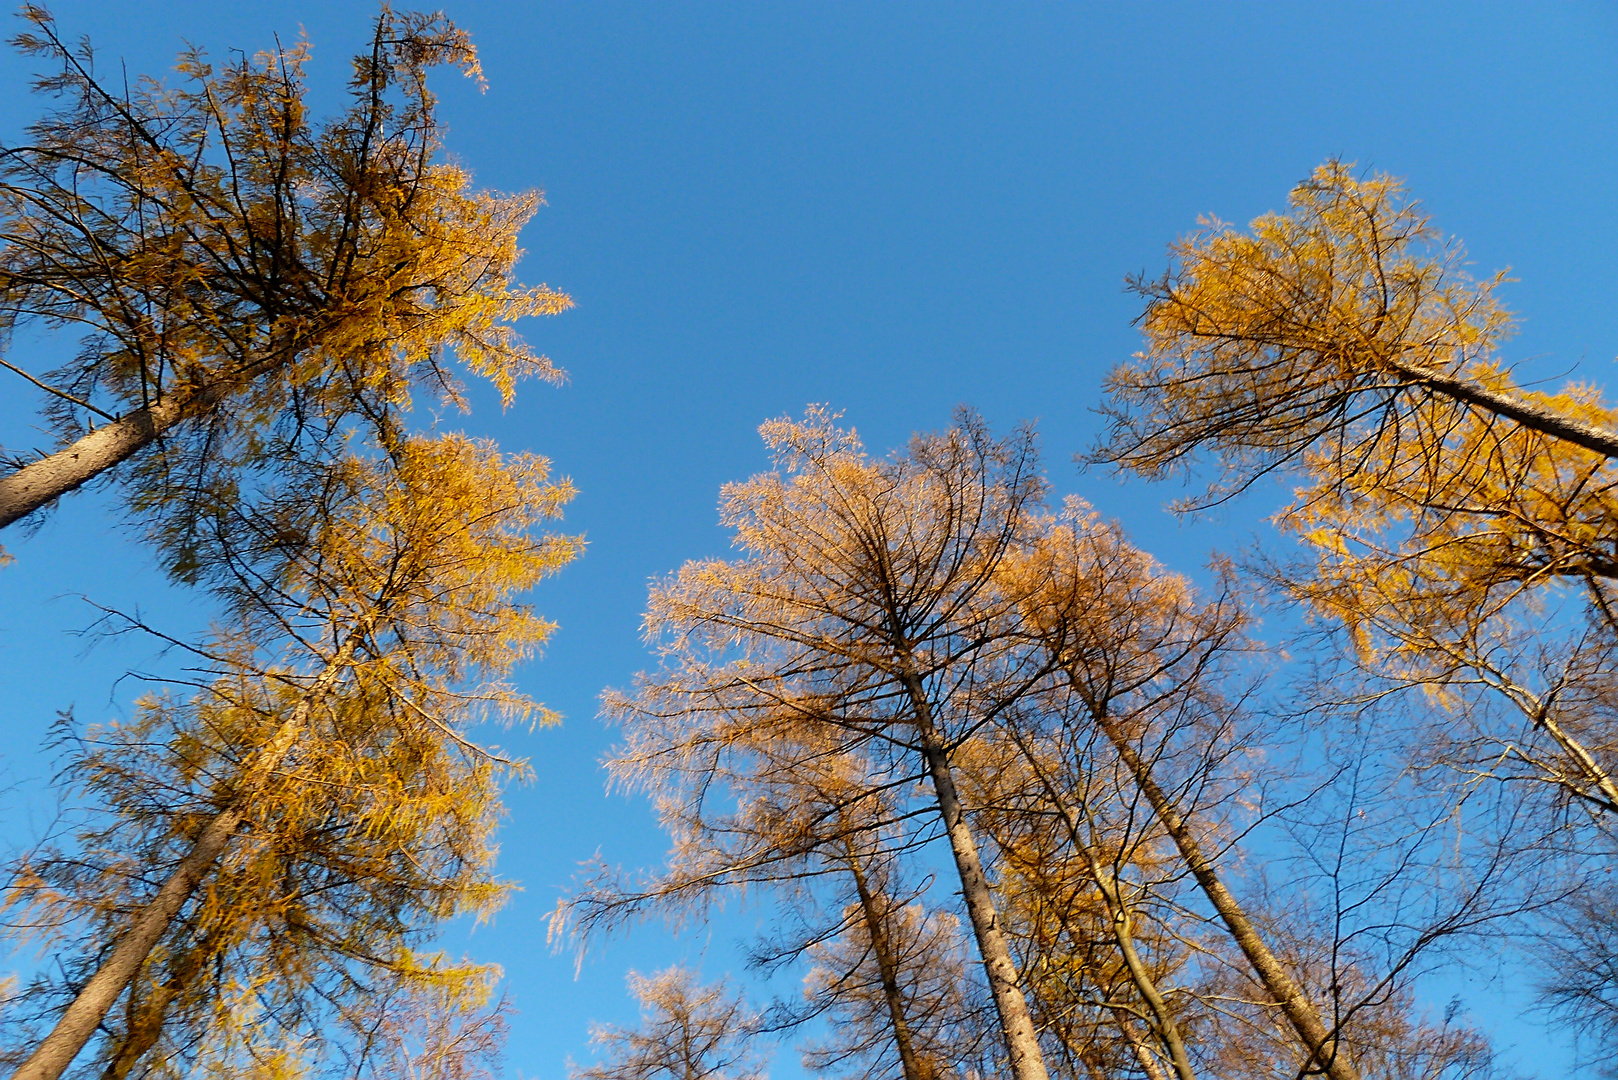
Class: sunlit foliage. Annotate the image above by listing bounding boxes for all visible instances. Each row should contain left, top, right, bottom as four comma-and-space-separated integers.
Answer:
0, 4, 569, 533
1099, 160, 1618, 1065
3, 434, 579, 1077
569, 968, 768, 1080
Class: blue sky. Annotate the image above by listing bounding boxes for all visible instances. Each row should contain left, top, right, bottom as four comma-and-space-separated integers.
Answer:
2, 2, 1616, 1075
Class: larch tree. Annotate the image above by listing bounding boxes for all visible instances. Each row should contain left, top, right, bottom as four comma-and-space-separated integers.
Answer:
565, 696, 993, 1080
0, 8, 582, 1074
962, 707, 1199, 1080
3, 432, 580, 1080
1275, 402, 1618, 836
1093, 163, 1618, 1045
0, 5, 569, 537
568, 968, 768, 1080
580, 404, 1513, 1078
1008, 509, 1362, 1080
1011, 503, 1516, 1080
1095, 160, 1618, 493
585, 407, 1055, 1080
789, 861, 996, 1080
1092, 163, 1618, 822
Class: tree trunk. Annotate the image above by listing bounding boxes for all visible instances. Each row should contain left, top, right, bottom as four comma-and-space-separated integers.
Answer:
1112, 1012, 1171, 1080
0, 351, 286, 530
1078, 697, 1360, 1080
1000, 724, 1197, 1080
100, 932, 211, 1080
1526, 704, 1618, 814
1383, 354, 1618, 460
13, 639, 355, 1080
900, 674, 1050, 1080
0, 402, 174, 529
844, 843, 932, 1080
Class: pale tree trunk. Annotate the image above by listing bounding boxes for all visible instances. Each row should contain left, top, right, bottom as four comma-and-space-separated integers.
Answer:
1111, 1011, 1171, 1080
1077, 697, 1361, 1080
1382, 354, 1618, 460
844, 842, 932, 1080
1531, 711, 1618, 812
899, 674, 1050, 1080
0, 402, 176, 529
1052, 900, 1189, 1080
1000, 725, 1197, 1080
13, 638, 357, 1080
1088, 866, 1196, 1080
0, 351, 285, 530
1487, 670, 1618, 814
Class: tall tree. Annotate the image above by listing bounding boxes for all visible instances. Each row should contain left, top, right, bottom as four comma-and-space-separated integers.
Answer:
591, 408, 1054, 1080
964, 716, 1199, 1080
0, 5, 569, 535
1096, 160, 1618, 495
569, 969, 767, 1080
566, 702, 994, 1080
4, 685, 509, 1080
1092, 162, 1618, 819
1094, 163, 1618, 1044
1009, 509, 1362, 1080
791, 863, 994, 1080
4, 433, 579, 1080
1012, 503, 1521, 1080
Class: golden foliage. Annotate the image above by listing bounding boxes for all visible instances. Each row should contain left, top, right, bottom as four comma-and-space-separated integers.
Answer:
3, 431, 579, 1075
1100, 161, 1512, 501
570, 968, 767, 1080
1100, 161, 1618, 821
0, 5, 570, 527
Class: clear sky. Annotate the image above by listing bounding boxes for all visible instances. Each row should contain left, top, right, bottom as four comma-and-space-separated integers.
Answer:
2, 2, 1615, 1076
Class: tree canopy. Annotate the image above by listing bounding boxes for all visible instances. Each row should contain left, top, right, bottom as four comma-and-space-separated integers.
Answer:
0, 4, 568, 540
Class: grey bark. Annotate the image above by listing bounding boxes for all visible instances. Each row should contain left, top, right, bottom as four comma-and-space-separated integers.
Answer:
1385, 354, 1618, 460
900, 673, 1050, 1080
100, 933, 210, 1080
0, 351, 284, 531
0, 401, 174, 529
1118, 1018, 1172, 1080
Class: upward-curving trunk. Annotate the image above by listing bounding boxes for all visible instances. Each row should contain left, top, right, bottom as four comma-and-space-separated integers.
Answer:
900, 672, 1050, 1080
844, 843, 933, 1080
12, 638, 356, 1080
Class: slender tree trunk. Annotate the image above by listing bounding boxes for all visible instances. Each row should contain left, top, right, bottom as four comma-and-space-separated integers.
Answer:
1075, 695, 1360, 1080
0, 402, 174, 529
0, 351, 285, 530
844, 842, 932, 1080
1112, 1011, 1171, 1080
899, 674, 1050, 1080
1526, 704, 1618, 814
1382, 354, 1618, 459
1089, 894, 1195, 1080
100, 934, 211, 1080
1003, 727, 1197, 1080
13, 640, 356, 1080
